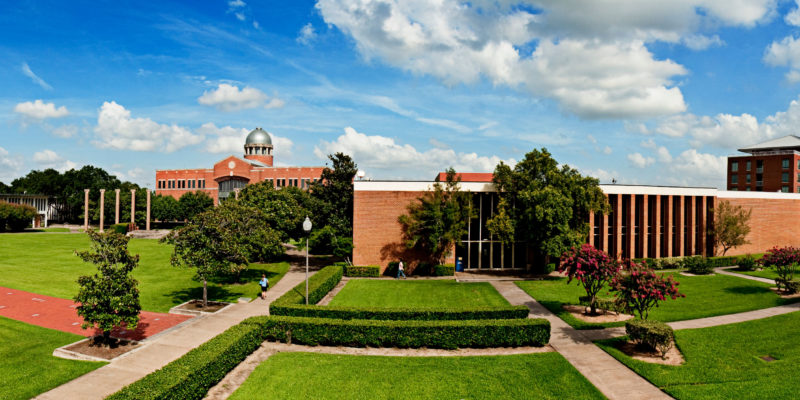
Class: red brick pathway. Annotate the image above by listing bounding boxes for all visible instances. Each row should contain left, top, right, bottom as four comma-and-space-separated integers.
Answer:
0, 287, 193, 341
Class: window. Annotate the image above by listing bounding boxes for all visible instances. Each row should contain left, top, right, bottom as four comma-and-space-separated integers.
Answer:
731, 161, 739, 172
200, 179, 205, 188
784, 159, 791, 169
731, 175, 738, 184
746, 175, 751, 184
746, 161, 751, 171
746, 187, 751, 191
783, 172, 789, 183
757, 160, 764, 173
730, 187, 738, 191
782, 186, 790, 193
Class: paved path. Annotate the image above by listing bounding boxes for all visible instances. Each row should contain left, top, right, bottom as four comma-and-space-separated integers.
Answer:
34, 268, 311, 400
490, 281, 672, 400
715, 266, 775, 284
0, 287, 192, 341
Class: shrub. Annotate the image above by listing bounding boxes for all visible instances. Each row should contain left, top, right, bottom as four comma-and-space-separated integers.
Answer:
0, 201, 37, 232
559, 244, 620, 315
111, 223, 129, 234
760, 246, 800, 293
413, 262, 434, 276
309, 225, 353, 258
344, 265, 380, 277
736, 254, 757, 271
384, 261, 399, 277
434, 264, 455, 276
252, 315, 550, 349
611, 260, 684, 320
270, 265, 343, 309
683, 256, 713, 275
655, 257, 684, 270
271, 304, 529, 321
108, 320, 265, 400
626, 319, 674, 358
579, 296, 624, 314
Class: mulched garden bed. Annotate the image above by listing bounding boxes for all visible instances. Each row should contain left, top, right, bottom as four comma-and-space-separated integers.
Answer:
614, 340, 684, 365
173, 300, 229, 313
64, 336, 141, 360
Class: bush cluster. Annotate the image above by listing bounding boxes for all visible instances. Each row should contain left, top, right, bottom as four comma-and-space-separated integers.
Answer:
761, 246, 800, 293
110, 223, 129, 234
433, 263, 455, 276
736, 254, 757, 271
384, 261, 455, 277
251, 315, 550, 349
270, 265, 343, 309
108, 320, 265, 400
634, 255, 753, 272
343, 264, 380, 277
625, 319, 674, 358
271, 304, 529, 321
682, 256, 713, 275
0, 201, 37, 232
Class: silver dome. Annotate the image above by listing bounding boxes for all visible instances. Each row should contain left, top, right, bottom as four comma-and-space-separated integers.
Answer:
245, 127, 273, 146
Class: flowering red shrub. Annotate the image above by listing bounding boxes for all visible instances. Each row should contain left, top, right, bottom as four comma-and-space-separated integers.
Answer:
611, 260, 684, 320
760, 246, 800, 293
559, 244, 619, 315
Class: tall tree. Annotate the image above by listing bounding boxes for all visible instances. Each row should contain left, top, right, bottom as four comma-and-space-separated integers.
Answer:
487, 148, 608, 266
309, 153, 358, 237
74, 230, 141, 344
151, 193, 182, 222
398, 168, 473, 265
238, 182, 309, 241
709, 200, 752, 256
178, 191, 214, 222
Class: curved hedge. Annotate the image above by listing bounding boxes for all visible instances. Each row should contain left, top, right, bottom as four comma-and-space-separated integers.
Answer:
252, 315, 550, 349
271, 304, 529, 320
270, 264, 343, 308
107, 319, 265, 400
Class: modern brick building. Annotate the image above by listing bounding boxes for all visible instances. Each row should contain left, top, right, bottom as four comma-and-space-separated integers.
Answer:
155, 128, 325, 203
727, 135, 800, 193
353, 177, 800, 272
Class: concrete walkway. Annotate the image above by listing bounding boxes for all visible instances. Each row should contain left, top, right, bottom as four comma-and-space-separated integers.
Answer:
34, 268, 312, 400
715, 266, 775, 284
490, 281, 672, 400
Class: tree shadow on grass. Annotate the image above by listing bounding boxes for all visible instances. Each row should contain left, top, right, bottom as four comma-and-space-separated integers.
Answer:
165, 285, 240, 305
723, 285, 771, 295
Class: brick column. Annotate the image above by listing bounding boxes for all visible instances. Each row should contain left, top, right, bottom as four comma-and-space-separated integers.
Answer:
115, 189, 120, 224
99, 189, 105, 233
83, 189, 89, 231
146, 189, 151, 231
588, 211, 595, 245
653, 195, 661, 258
665, 196, 673, 257
626, 195, 635, 259
600, 211, 608, 253
698, 196, 706, 256
641, 194, 649, 258
614, 194, 622, 258
130, 189, 136, 226
686, 197, 695, 256
676, 196, 684, 257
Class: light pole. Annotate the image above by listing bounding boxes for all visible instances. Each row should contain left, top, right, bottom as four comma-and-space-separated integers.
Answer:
303, 216, 312, 305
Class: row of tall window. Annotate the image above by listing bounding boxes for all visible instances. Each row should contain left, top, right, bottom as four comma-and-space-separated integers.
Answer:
157, 179, 206, 189
267, 178, 319, 189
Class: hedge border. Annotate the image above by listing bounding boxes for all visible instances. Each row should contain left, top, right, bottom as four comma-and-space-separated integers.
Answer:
343, 265, 380, 277
252, 315, 550, 349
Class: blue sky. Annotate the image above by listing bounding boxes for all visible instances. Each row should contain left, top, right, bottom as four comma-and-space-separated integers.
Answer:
4, 0, 800, 189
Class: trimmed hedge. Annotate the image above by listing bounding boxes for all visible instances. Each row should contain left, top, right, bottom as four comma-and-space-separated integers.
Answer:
111, 223, 129, 234
270, 304, 529, 321
270, 264, 343, 309
252, 315, 550, 349
626, 319, 673, 358
434, 264, 455, 276
107, 319, 265, 400
344, 265, 380, 277
683, 256, 713, 275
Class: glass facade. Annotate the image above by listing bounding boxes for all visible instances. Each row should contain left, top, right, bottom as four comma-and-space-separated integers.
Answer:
454, 192, 528, 270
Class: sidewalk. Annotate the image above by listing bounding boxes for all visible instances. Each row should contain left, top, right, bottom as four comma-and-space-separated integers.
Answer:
34, 268, 312, 400
714, 267, 775, 285
491, 281, 672, 400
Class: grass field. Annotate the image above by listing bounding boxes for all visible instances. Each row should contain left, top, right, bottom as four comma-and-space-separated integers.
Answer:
516, 273, 798, 329
0, 233, 290, 312
0, 316, 106, 400
229, 352, 605, 400
597, 310, 800, 399
734, 268, 784, 281
328, 280, 511, 308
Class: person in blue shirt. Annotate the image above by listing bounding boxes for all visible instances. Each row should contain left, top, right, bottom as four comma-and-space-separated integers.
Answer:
259, 274, 269, 299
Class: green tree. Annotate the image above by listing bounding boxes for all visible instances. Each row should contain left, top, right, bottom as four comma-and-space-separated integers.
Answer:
178, 191, 214, 221
398, 168, 473, 265
0, 201, 38, 232
309, 153, 358, 238
151, 194, 182, 222
487, 148, 608, 267
709, 200, 752, 256
164, 202, 283, 306
74, 230, 141, 344
238, 182, 309, 241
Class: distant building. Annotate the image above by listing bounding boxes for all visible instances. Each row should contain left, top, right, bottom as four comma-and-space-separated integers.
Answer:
155, 128, 325, 203
727, 135, 800, 192
0, 193, 59, 227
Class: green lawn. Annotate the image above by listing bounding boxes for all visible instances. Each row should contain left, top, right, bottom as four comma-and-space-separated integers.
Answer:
229, 352, 605, 400
516, 273, 798, 329
0, 316, 106, 400
734, 268, 782, 281
328, 280, 510, 308
0, 233, 290, 312
597, 310, 800, 399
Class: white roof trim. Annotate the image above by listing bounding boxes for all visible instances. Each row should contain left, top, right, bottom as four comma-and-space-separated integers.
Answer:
717, 191, 800, 200
599, 185, 717, 196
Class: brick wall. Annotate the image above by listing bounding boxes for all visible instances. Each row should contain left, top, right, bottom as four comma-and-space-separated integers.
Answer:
722, 197, 800, 255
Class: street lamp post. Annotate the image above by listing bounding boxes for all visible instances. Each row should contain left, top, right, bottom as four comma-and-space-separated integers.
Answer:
303, 216, 312, 305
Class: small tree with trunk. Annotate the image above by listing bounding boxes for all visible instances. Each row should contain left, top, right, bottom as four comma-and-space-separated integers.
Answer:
559, 244, 620, 315
760, 246, 800, 293
709, 200, 752, 256
74, 230, 141, 344
611, 260, 684, 319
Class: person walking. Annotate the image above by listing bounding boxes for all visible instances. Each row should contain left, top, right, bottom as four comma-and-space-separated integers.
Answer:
259, 274, 269, 300
397, 261, 406, 279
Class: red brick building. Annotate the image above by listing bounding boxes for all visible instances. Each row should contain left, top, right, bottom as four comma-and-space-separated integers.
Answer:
155, 128, 324, 203
727, 135, 800, 193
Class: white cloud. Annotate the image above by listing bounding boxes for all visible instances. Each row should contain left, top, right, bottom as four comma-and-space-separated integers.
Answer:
316, 0, 776, 119
32, 149, 78, 172
93, 101, 202, 152
198, 84, 283, 111
13, 100, 69, 119
21, 62, 53, 90
297, 23, 317, 45
786, 0, 800, 26
199, 123, 293, 158
580, 167, 618, 184
228, 0, 245, 8
667, 149, 726, 187
603, 146, 613, 155
627, 152, 655, 168
314, 126, 514, 178
0, 147, 23, 183
51, 124, 79, 138
655, 146, 673, 163
764, 35, 800, 82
